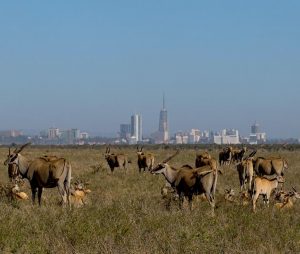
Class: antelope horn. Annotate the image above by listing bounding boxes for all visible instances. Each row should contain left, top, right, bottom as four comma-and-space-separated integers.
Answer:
141, 146, 144, 152
162, 149, 180, 163
15, 142, 31, 154
244, 150, 257, 160
292, 186, 297, 192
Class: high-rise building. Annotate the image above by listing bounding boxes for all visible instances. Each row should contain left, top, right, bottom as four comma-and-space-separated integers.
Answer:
251, 122, 260, 134
120, 124, 131, 140
60, 129, 80, 144
158, 94, 169, 143
249, 122, 266, 144
131, 114, 142, 142
48, 128, 60, 139
213, 129, 240, 144
150, 94, 169, 144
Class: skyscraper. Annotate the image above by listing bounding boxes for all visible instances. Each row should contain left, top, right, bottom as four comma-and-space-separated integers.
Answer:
251, 122, 260, 134
158, 94, 169, 143
131, 114, 142, 142
120, 124, 131, 140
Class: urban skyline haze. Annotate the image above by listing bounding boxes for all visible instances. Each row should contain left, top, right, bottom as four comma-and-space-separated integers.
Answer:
0, 1, 299, 138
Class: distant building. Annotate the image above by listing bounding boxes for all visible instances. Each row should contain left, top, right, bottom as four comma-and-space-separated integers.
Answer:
48, 128, 60, 139
0, 130, 22, 138
251, 122, 260, 134
61, 129, 80, 144
249, 122, 267, 144
120, 124, 131, 140
188, 129, 201, 144
175, 131, 189, 144
213, 129, 240, 145
80, 132, 89, 139
151, 94, 169, 144
131, 114, 142, 142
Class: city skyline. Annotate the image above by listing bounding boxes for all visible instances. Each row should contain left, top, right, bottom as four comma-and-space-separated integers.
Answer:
0, 2, 300, 138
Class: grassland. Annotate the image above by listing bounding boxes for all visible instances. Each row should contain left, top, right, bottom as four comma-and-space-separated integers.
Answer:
0, 145, 299, 254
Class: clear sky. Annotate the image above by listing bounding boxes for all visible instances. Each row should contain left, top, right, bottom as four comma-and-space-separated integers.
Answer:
0, 1, 299, 138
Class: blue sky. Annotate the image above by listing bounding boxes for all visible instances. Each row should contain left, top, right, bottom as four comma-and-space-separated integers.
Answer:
0, 1, 299, 138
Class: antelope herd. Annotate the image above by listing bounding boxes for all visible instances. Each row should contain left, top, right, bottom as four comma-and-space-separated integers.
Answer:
1, 143, 299, 214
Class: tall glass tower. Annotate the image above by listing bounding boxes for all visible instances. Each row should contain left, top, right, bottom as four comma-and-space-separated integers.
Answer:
158, 94, 169, 143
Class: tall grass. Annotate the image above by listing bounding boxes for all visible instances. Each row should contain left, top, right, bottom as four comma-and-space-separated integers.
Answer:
0, 146, 299, 253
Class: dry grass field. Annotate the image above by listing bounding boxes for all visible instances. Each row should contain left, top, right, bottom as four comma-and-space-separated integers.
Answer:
0, 145, 299, 254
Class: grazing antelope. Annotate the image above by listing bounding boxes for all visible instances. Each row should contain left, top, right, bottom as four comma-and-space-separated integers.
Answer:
136, 146, 155, 172
274, 187, 300, 210
4, 143, 72, 206
104, 146, 129, 173
151, 150, 219, 214
252, 175, 285, 212
219, 146, 233, 166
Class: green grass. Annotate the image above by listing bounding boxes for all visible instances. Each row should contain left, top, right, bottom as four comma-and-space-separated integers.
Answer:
0, 146, 299, 253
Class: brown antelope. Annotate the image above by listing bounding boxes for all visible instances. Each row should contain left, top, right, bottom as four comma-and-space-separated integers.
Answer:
195, 151, 218, 170
219, 146, 233, 166
70, 180, 91, 207
104, 146, 129, 173
232, 147, 247, 163
11, 184, 29, 200
252, 175, 285, 212
195, 151, 211, 167
0, 183, 29, 201
4, 143, 72, 206
274, 187, 300, 210
236, 151, 256, 192
136, 146, 155, 172
253, 156, 288, 177
224, 188, 236, 203
151, 150, 219, 214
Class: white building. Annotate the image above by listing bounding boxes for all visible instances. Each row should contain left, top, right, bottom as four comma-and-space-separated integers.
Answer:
48, 128, 60, 139
188, 129, 201, 144
213, 129, 240, 145
80, 132, 89, 139
131, 114, 142, 143
249, 122, 267, 144
175, 132, 189, 144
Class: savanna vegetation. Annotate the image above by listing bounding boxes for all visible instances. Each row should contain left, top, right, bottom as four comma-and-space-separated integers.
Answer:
0, 145, 299, 254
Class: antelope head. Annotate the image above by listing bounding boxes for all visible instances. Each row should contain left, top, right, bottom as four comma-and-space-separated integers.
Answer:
104, 145, 111, 159
136, 146, 144, 156
151, 149, 179, 174
4, 143, 31, 166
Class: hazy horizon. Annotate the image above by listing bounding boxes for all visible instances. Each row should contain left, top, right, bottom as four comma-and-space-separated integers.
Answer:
1, 1, 299, 139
